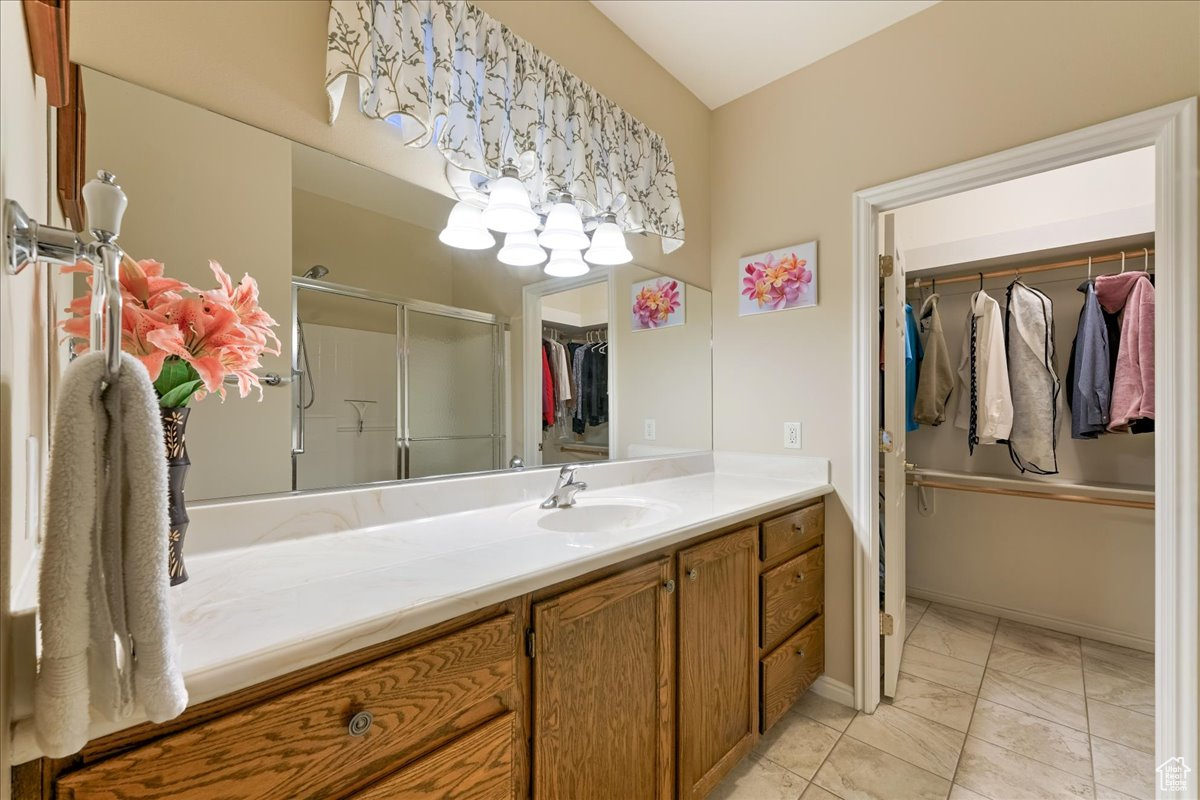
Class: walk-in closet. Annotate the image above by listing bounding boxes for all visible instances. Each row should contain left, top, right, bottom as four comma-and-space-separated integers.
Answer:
877, 146, 1157, 774
539, 283, 611, 464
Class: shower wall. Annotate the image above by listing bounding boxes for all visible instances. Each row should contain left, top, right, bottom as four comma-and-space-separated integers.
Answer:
294, 322, 398, 490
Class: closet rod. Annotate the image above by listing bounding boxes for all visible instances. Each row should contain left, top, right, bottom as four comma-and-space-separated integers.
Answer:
906, 475, 1154, 510
905, 247, 1154, 289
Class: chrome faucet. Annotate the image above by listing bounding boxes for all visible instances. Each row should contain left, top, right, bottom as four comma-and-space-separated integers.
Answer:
541, 465, 588, 509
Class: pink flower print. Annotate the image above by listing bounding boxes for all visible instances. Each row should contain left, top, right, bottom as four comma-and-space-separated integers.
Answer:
633, 279, 682, 328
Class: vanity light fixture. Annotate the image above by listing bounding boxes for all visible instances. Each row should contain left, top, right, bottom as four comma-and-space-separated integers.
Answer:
584, 213, 634, 265
438, 201, 495, 250
497, 230, 547, 266
543, 249, 589, 277
439, 180, 634, 272
481, 165, 539, 233
538, 195, 590, 251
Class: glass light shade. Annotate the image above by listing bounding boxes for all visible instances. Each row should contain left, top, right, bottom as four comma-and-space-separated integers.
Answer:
438, 202, 495, 250
497, 230, 547, 266
481, 175, 538, 233
543, 249, 589, 278
537, 202, 590, 250
583, 221, 633, 265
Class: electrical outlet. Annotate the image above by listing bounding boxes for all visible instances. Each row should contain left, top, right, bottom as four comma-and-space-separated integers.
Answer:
784, 422, 802, 449
644, 418, 657, 440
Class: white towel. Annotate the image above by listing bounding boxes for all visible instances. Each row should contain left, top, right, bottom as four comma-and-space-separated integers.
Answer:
35, 352, 188, 757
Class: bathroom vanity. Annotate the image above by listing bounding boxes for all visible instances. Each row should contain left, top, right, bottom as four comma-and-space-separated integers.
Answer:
12, 455, 830, 799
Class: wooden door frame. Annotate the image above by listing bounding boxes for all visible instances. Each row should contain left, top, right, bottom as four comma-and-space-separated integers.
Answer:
849, 99, 1198, 780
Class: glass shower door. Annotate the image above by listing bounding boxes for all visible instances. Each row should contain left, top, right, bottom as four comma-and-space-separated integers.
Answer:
293, 287, 400, 490
402, 307, 502, 479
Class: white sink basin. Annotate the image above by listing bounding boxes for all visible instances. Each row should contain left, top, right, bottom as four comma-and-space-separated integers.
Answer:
511, 497, 679, 535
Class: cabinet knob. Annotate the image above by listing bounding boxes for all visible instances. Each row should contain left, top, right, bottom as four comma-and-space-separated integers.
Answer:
797, 571, 806, 582
348, 710, 374, 737
687, 568, 699, 581
663, 579, 675, 593
792, 522, 805, 534
795, 648, 806, 659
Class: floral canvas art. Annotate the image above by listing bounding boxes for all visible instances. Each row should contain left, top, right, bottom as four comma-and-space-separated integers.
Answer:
738, 241, 818, 316
631, 277, 685, 330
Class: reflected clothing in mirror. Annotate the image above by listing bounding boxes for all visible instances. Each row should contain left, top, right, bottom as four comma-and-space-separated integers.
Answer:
572, 343, 608, 432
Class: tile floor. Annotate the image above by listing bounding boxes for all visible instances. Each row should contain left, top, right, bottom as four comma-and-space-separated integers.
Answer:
711, 599, 1156, 800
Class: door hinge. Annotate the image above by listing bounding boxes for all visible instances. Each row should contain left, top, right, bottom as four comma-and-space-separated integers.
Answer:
879, 429, 894, 453
881, 612, 895, 636
525, 628, 536, 659
879, 254, 894, 278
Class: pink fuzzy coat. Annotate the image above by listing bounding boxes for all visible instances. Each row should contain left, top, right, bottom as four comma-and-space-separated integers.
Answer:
1095, 272, 1154, 431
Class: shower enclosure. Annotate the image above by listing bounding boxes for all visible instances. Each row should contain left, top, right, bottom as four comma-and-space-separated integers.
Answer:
291, 275, 505, 491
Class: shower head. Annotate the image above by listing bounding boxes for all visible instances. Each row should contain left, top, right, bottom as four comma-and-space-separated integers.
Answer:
303, 265, 330, 279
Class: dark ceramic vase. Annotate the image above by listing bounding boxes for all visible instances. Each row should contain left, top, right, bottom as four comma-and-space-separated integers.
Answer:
160, 407, 190, 586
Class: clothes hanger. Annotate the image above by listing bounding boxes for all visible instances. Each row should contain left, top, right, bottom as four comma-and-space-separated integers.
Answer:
1077, 255, 1093, 292
1144, 246, 1152, 274
1120, 251, 1126, 273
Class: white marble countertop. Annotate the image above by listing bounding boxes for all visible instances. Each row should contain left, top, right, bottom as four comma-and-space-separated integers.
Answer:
11, 452, 830, 763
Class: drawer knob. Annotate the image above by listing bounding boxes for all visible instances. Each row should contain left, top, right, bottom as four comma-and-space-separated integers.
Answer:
663, 579, 676, 593
348, 710, 374, 737
792, 522, 806, 534
687, 568, 699, 581
797, 571, 806, 582
795, 648, 806, 659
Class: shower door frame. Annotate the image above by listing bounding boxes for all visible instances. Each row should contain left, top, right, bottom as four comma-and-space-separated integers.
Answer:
290, 276, 506, 487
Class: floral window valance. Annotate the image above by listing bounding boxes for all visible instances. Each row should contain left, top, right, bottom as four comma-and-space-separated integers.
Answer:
325, 0, 685, 253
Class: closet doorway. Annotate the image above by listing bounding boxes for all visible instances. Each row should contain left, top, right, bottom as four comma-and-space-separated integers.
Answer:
521, 270, 616, 467
851, 99, 1197, 780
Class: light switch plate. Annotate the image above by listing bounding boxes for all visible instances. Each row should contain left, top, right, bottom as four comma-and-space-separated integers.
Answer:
784, 422, 802, 449
644, 418, 657, 440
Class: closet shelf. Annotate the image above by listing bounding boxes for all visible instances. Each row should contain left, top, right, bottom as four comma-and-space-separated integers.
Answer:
904, 468, 1153, 510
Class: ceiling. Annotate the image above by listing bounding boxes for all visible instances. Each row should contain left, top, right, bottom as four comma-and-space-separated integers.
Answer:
590, 0, 937, 109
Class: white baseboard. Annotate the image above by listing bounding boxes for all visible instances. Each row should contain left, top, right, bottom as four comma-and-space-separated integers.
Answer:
907, 585, 1154, 653
811, 675, 856, 709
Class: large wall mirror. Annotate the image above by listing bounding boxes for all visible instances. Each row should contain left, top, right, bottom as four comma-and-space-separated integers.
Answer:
61, 69, 713, 501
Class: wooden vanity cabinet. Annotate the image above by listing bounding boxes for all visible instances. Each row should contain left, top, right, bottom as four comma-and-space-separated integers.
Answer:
48, 612, 523, 800
677, 528, 758, 799
529, 559, 675, 800
757, 498, 826, 734
17, 496, 832, 800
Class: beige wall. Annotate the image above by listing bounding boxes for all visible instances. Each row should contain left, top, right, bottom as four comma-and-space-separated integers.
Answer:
84, 69, 294, 501
1, 2, 57, 788
292, 188, 455, 307
70, 0, 711, 290
710, 0, 1200, 685
613, 268, 713, 459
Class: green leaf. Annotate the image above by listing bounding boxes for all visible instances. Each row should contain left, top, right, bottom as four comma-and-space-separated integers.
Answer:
153, 357, 198, 396
158, 379, 203, 408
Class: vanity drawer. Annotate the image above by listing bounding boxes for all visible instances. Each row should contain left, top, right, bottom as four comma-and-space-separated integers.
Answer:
760, 614, 824, 733
351, 712, 516, 799
760, 546, 824, 652
760, 501, 824, 564
56, 614, 517, 800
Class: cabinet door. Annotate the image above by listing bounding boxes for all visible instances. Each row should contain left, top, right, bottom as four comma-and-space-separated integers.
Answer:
678, 528, 758, 798
532, 559, 674, 800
